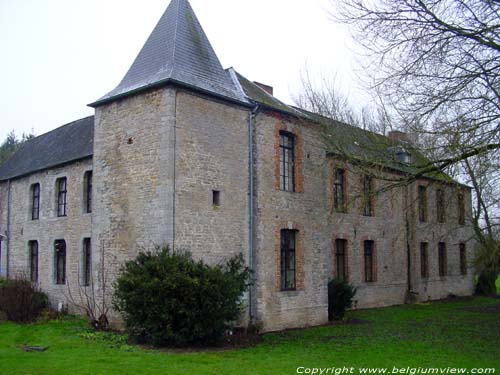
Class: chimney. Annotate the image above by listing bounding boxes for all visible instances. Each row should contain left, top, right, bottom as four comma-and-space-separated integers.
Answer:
388, 130, 411, 143
253, 81, 273, 96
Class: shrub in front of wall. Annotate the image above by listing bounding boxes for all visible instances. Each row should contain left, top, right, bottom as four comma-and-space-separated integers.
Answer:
328, 278, 357, 321
113, 246, 251, 347
0, 278, 49, 323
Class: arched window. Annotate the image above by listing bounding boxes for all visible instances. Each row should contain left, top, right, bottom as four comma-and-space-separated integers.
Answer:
30, 183, 40, 220
56, 178, 67, 217
83, 171, 92, 213
29, 241, 39, 282
54, 240, 66, 284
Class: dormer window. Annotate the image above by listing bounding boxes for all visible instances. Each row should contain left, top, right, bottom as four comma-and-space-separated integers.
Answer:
395, 149, 412, 164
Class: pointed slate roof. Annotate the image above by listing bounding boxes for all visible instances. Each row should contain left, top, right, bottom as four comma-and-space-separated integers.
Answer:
0, 116, 94, 181
90, 0, 249, 107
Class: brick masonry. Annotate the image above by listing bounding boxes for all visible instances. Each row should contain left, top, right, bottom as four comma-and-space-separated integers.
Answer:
0, 87, 475, 332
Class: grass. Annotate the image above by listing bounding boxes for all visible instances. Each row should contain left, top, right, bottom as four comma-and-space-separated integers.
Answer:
1, 297, 499, 375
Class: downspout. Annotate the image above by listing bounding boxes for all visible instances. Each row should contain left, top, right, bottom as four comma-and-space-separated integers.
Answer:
172, 91, 178, 251
6, 179, 11, 278
248, 103, 260, 325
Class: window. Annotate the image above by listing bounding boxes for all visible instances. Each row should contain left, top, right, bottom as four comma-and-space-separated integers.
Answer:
436, 189, 445, 223
362, 175, 373, 216
56, 177, 67, 217
280, 230, 296, 290
54, 240, 66, 284
84, 171, 92, 213
418, 186, 427, 222
334, 169, 346, 213
29, 241, 39, 282
31, 183, 40, 220
438, 242, 447, 277
364, 240, 375, 282
279, 132, 295, 192
212, 190, 221, 206
458, 192, 465, 225
420, 242, 429, 278
82, 238, 91, 286
335, 239, 347, 280
459, 243, 467, 275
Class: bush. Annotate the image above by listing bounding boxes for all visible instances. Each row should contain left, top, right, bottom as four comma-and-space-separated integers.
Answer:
0, 278, 49, 323
328, 278, 357, 321
113, 246, 251, 346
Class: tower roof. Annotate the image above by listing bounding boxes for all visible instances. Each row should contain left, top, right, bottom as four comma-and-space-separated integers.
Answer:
90, 0, 249, 107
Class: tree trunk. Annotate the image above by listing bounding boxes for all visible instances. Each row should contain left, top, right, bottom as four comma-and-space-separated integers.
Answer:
475, 271, 498, 297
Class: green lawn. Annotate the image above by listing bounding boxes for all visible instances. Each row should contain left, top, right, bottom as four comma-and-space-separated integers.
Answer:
1, 297, 499, 375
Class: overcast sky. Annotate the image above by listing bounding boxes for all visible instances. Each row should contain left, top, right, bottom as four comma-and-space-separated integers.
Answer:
0, 0, 361, 140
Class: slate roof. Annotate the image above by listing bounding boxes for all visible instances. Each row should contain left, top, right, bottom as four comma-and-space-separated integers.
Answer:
90, 0, 249, 107
0, 116, 94, 181
232, 72, 452, 182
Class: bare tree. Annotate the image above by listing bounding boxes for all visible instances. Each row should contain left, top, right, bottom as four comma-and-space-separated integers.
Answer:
329, 0, 500, 165
65, 240, 111, 330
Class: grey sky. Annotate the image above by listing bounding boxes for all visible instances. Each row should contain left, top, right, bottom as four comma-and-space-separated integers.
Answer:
0, 0, 359, 140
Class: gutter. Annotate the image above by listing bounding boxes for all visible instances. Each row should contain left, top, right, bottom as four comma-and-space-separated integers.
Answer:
248, 103, 260, 325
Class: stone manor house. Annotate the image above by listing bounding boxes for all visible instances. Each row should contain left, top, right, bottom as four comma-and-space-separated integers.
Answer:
0, 0, 475, 331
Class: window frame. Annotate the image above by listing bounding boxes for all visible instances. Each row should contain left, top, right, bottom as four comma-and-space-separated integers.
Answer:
31, 183, 40, 220
438, 242, 447, 277
84, 171, 92, 214
334, 169, 346, 213
82, 238, 91, 286
364, 240, 375, 282
457, 192, 465, 226
420, 242, 429, 278
56, 177, 68, 217
54, 240, 66, 285
418, 185, 427, 222
459, 243, 467, 275
279, 131, 295, 192
280, 229, 297, 291
335, 239, 348, 281
361, 175, 373, 216
29, 240, 39, 283
436, 188, 445, 223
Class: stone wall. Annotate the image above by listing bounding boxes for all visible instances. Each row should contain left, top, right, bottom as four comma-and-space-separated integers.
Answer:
0, 86, 476, 332
92, 87, 177, 312
252, 109, 475, 332
0, 158, 93, 309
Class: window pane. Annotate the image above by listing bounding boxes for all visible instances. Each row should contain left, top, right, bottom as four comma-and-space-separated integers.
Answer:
460, 243, 467, 275
279, 132, 295, 192
280, 230, 297, 290
335, 239, 347, 280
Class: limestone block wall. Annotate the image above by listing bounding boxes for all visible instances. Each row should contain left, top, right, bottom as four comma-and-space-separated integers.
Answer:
327, 162, 410, 310
253, 111, 331, 332
92, 87, 176, 306
410, 182, 475, 300
0, 159, 93, 308
173, 91, 250, 265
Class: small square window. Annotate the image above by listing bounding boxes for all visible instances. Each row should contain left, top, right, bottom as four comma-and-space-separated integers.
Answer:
212, 190, 221, 206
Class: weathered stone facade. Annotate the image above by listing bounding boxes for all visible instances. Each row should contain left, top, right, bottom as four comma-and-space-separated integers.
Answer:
0, 159, 93, 308
0, 0, 475, 332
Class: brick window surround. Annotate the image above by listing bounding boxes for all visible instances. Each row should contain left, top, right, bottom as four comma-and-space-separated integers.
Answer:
275, 222, 304, 291
274, 122, 304, 193
332, 235, 350, 281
